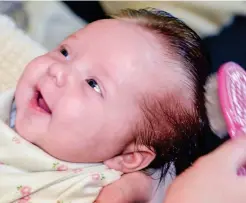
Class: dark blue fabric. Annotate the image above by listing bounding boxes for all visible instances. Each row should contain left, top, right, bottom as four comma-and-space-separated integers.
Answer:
203, 15, 246, 74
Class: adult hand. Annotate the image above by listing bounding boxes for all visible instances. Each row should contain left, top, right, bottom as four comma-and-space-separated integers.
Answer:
164, 132, 246, 203
95, 171, 154, 203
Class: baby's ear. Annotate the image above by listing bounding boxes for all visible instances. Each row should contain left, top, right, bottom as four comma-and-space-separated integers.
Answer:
104, 143, 156, 173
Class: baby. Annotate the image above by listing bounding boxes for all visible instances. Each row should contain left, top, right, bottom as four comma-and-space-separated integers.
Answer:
0, 8, 210, 202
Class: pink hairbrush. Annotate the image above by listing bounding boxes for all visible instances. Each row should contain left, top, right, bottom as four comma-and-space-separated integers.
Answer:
205, 62, 246, 175
218, 62, 246, 138
205, 62, 246, 139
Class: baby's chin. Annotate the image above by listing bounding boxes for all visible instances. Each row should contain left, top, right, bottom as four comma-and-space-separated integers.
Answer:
15, 125, 36, 145
15, 118, 43, 146
41, 144, 108, 163
14, 126, 57, 157
15, 118, 111, 163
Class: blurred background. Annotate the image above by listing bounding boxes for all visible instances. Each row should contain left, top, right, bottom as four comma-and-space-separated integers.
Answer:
0, 1, 245, 50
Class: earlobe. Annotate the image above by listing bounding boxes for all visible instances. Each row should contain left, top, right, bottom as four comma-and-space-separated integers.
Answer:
104, 143, 156, 173
121, 150, 155, 172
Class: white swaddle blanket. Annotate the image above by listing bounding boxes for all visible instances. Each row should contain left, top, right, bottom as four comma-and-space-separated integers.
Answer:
0, 89, 121, 203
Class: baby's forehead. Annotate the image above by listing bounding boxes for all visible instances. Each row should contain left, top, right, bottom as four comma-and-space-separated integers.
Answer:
64, 19, 192, 99
66, 19, 160, 50
63, 20, 167, 70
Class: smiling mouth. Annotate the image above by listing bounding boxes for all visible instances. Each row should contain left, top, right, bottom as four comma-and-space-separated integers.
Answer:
31, 89, 52, 114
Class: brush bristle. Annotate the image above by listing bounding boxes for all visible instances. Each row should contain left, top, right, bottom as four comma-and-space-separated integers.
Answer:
205, 74, 227, 138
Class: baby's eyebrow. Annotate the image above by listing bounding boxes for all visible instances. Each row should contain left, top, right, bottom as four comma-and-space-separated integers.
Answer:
64, 34, 79, 42
70, 34, 79, 40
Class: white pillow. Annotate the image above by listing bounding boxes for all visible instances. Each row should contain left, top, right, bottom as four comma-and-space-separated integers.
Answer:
0, 14, 46, 91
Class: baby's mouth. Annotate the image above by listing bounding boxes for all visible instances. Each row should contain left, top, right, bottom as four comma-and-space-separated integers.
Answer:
35, 90, 52, 114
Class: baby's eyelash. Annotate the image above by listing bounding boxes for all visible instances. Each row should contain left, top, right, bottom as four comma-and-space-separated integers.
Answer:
59, 46, 70, 60
86, 79, 102, 96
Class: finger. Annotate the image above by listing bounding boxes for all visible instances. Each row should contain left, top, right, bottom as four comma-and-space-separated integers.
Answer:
96, 172, 152, 203
96, 178, 126, 203
212, 132, 246, 169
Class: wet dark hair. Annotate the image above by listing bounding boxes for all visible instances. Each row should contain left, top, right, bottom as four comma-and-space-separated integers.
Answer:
113, 8, 211, 180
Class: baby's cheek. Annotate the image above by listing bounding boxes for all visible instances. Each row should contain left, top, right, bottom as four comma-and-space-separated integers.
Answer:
25, 55, 52, 75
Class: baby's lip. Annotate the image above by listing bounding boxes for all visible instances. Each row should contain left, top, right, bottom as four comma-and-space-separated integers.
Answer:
35, 86, 52, 114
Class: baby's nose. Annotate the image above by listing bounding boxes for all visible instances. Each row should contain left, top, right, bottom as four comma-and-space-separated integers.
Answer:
48, 63, 68, 87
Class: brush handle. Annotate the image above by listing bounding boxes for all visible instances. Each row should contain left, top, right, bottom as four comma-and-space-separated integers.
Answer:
218, 62, 246, 138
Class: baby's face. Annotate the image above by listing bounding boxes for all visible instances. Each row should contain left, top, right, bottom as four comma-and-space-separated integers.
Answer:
15, 19, 168, 163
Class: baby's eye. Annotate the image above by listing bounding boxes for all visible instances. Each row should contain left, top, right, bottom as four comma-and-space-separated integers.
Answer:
86, 79, 102, 95
60, 47, 70, 60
